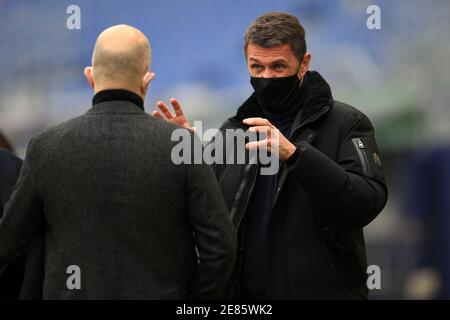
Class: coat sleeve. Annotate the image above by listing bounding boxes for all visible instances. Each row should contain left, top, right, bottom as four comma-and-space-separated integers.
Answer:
186, 133, 237, 299
0, 138, 44, 271
286, 113, 388, 230
0, 151, 22, 214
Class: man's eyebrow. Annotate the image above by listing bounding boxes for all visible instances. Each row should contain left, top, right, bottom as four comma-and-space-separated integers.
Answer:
270, 59, 288, 65
249, 57, 261, 63
249, 57, 289, 64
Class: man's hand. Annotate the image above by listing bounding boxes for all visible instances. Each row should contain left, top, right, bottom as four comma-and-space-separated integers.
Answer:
152, 98, 194, 130
243, 117, 296, 161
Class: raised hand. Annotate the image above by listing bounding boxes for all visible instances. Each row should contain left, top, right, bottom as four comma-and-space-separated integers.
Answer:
152, 98, 193, 130
243, 117, 296, 161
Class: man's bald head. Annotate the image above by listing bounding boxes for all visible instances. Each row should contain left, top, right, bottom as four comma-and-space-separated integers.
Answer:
88, 25, 152, 91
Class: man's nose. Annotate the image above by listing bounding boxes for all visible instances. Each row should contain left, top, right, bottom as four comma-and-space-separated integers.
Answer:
261, 69, 277, 78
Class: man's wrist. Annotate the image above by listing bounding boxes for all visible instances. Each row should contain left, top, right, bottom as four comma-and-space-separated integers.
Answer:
284, 145, 298, 165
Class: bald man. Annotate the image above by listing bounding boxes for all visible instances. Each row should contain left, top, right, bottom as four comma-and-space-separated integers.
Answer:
0, 25, 236, 299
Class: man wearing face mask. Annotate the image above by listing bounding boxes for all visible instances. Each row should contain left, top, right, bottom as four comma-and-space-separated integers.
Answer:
154, 12, 388, 299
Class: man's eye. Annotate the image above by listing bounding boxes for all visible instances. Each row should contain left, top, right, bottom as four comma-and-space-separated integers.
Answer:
274, 64, 286, 70
251, 64, 263, 70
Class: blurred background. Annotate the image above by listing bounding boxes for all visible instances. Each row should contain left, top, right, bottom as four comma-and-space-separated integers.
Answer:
0, 0, 449, 299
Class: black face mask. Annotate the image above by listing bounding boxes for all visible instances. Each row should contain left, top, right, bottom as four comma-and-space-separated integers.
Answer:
250, 73, 301, 113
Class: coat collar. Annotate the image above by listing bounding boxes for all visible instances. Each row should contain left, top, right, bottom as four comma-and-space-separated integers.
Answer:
86, 101, 145, 115
86, 89, 145, 115
92, 89, 144, 110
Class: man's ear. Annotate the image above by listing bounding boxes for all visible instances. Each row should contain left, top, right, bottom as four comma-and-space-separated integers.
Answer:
298, 52, 312, 78
84, 67, 95, 89
140, 71, 155, 95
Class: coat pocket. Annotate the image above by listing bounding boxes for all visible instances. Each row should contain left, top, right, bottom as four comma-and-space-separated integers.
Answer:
351, 138, 372, 177
349, 137, 384, 181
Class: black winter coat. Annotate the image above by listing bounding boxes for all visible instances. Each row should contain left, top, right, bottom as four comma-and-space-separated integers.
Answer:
211, 71, 388, 299
0, 148, 23, 299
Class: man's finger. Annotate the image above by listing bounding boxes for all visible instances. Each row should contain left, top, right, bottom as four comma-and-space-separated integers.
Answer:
248, 126, 271, 141
156, 101, 174, 119
245, 139, 270, 150
243, 117, 273, 127
152, 110, 164, 119
170, 98, 185, 117
248, 126, 271, 133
